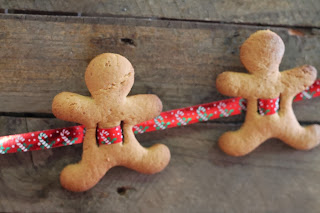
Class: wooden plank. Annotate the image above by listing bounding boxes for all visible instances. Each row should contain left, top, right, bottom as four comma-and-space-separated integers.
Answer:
0, 14, 319, 122
0, 116, 27, 135
0, 116, 38, 212
0, 0, 319, 27
1, 116, 320, 212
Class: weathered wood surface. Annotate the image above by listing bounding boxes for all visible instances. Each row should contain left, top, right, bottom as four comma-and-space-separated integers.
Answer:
0, 1, 320, 212
1, 116, 320, 212
0, 14, 319, 122
0, 0, 320, 27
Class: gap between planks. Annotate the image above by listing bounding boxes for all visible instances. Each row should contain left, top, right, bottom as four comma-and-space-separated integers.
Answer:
0, 10, 319, 30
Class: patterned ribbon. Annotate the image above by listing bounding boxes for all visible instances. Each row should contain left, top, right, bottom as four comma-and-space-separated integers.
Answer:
258, 98, 280, 116
97, 126, 123, 145
0, 80, 319, 154
0, 126, 85, 154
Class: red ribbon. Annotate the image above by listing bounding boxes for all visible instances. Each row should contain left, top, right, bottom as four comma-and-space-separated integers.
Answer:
258, 98, 279, 116
0, 126, 85, 154
97, 126, 123, 145
1, 80, 319, 154
134, 97, 243, 134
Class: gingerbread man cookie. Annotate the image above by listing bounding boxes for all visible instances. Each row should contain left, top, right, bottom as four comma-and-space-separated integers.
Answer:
52, 53, 170, 192
216, 30, 320, 156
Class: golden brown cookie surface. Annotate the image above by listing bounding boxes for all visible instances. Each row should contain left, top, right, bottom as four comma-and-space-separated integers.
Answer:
52, 53, 170, 192
216, 30, 320, 156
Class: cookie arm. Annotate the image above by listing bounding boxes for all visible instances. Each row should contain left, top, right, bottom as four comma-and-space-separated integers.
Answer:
216, 71, 281, 99
216, 72, 254, 98
123, 94, 163, 124
52, 92, 101, 128
281, 65, 317, 95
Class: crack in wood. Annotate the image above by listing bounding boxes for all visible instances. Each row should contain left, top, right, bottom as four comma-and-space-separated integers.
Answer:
0, 112, 55, 118
2, 9, 79, 17
0, 9, 319, 29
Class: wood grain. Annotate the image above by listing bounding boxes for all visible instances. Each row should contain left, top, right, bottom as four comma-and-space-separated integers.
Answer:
0, 0, 319, 27
0, 14, 319, 122
0, 1, 319, 212
1, 116, 320, 212
0, 116, 27, 135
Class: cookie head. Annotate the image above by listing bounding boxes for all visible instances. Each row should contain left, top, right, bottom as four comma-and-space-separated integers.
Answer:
240, 30, 285, 76
85, 53, 134, 96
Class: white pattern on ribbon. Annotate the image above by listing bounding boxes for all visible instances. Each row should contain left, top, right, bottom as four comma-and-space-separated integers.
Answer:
275, 98, 280, 112
99, 130, 112, 144
38, 133, 51, 149
258, 105, 265, 116
175, 110, 187, 125
154, 116, 166, 129
302, 89, 312, 99
258, 100, 265, 116
218, 102, 229, 117
60, 129, 72, 145
15, 136, 27, 152
196, 106, 208, 121
239, 99, 247, 111
133, 126, 144, 134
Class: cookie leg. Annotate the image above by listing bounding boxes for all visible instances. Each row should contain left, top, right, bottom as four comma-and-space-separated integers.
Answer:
278, 96, 320, 150
121, 124, 171, 174
278, 124, 320, 150
60, 128, 111, 192
218, 123, 271, 156
219, 99, 271, 156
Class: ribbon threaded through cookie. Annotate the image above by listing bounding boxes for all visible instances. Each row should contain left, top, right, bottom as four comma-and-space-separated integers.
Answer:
97, 126, 123, 145
0, 80, 319, 154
